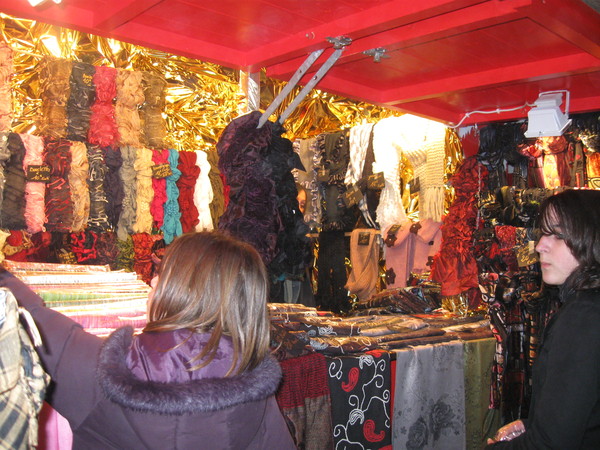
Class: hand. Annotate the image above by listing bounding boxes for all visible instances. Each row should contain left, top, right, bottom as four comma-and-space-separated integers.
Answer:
492, 420, 525, 442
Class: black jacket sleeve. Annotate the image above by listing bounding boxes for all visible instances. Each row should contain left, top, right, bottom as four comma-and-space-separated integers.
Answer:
488, 292, 600, 449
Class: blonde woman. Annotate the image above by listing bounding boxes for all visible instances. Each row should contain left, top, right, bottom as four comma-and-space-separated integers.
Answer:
0, 231, 295, 449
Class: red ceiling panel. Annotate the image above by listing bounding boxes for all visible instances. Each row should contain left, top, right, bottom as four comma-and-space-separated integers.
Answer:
0, 0, 598, 127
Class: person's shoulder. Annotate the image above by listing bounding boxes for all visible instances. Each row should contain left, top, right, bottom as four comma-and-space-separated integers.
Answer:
559, 290, 600, 328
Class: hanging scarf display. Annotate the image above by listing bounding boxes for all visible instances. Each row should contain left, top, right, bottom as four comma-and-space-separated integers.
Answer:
95, 231, 120, 269
20, 134, 46, 234
478, 123, 527, 191
293, 137, 320, 223
346, 123, 377, 227
372, 116, 407, 232
68, 141, 90, 232
0, 133, 9, 217
1, 133, 27, 230
116, 145, 137, 240
132, 147, 153, 234
431, 157, 487, 297
140, 71, 167, 149
161, 148, 182, 245
0, 40, 13, 132
193, 150, 214, 231
318, 130, 355, 232
536, 135, 571, 188
266, 123, 310, 299
70, 230, 98, 263
88, 66, 119, 147
150, 148, 169, 229
39, 57, 71, 138
115, 235, 135, 271
176, 150, 200, 233
66, 61, 96, 142
86, 144, 110, 232
115, 69, 143, 147
345, 228, 380, 301
43, 138, 73, 233
206, 148, 225, 230
132, 232, 157, 284
396, 115, 447, 222
103, 146, 123, 230
216, 111, 279, 264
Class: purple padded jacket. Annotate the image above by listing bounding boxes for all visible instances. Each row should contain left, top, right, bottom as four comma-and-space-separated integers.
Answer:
0, 271, 296, 449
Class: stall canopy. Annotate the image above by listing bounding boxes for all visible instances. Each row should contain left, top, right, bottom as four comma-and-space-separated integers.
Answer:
1, 0, 599, 126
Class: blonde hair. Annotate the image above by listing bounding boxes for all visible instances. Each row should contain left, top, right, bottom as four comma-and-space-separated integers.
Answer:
144, 231, 270, 375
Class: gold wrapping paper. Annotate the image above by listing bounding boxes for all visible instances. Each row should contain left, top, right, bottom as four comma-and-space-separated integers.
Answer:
1, 13, 401, 148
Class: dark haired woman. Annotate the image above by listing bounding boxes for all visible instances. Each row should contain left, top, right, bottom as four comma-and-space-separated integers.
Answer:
487, 189, 600, 448
0, 231, 295, 449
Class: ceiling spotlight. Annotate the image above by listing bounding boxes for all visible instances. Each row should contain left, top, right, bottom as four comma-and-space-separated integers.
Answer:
524, 90, 572, 138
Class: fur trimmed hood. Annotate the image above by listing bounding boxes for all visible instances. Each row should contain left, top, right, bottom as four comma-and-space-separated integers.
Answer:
97, 326, 282, 416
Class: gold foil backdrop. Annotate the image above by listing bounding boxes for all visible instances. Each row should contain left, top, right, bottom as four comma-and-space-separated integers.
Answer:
0, 13, 402, 150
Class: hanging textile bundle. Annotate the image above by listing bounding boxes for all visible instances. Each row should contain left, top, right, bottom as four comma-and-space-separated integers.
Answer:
44, 137, 73, 233
431, 157, 487, 297
88, 66, 119, 147
150, 148, 169, 229
193, 150, 214, 231
70, 230, 98, 263
95, 231, 120, 269
0, 133, 12, 226
206, 148, 225, 229
132, 147, 154, 234
345, 228, 380, 301
115, 69, 144, 147
176, 150, 200, 233
266, 122, 310, 289
68, 141, 91, 232
0, 40, 13, 132
21, 134, 46, 234
140, 71, 167, 149
115, 234, 135, 271
132, 232, 158, 284
1, 133, 28, 230
103, 146, 124, 230
217, 110, 280, 265
116, 145, 138, 240
372, 116, 407, 232
292, 136, 320, 223
86, 143, 111, 232
39, 57, 72, 138
161, 148, 182, 244
66, 61, 96, 142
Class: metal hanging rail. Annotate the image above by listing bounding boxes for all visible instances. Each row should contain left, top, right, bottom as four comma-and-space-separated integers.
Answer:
257, 36, 352, 129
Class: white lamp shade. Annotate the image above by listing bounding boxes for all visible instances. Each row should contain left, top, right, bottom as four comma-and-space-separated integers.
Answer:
524, 92, 572, 138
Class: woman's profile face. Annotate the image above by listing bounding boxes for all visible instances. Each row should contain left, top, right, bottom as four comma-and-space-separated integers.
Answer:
535, 224, 580, 286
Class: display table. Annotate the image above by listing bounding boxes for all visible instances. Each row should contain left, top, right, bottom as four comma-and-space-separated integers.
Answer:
276, 337, 500, 450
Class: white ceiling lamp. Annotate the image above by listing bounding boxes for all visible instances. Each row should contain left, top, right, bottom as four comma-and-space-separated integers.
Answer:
524, 90, 572, 138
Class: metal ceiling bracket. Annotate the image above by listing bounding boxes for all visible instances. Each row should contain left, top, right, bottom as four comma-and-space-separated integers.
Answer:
363, 47, 389, 63
258, 36, 352, 128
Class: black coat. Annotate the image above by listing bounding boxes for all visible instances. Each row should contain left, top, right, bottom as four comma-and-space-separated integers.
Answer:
490, 288, 600, 449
